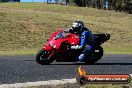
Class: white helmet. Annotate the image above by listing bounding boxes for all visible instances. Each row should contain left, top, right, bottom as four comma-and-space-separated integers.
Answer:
72, 20, 84, 30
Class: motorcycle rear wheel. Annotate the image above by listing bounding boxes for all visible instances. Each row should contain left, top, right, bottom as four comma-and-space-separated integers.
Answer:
85, 46, 103, 65
36, 49, 54, 65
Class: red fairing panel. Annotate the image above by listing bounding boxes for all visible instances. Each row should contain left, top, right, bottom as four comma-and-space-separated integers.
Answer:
43, 44, 52, 51
43, 29, 80, 51
67, 34, 80, 45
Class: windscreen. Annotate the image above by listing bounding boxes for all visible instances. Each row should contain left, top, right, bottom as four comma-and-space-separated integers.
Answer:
53, 32, 65, 40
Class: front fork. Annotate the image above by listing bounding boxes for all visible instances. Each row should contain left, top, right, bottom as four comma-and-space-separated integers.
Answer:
47, 51, 55, 60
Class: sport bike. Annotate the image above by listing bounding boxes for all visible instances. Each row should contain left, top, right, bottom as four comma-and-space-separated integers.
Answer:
36, 29, 110, 65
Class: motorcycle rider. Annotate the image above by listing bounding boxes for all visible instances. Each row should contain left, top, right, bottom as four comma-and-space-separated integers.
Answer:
64, 20, 95, 61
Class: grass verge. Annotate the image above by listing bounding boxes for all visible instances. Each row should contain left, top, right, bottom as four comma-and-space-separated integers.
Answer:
24, 82, 132, 88
83, 83, 132, 88
0, 48, 132, 56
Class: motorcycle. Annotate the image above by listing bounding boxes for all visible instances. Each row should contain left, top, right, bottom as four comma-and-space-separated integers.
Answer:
36, 28, 110, 65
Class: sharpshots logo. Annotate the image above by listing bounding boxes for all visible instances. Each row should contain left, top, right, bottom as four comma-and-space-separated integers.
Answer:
76, 66, 131, 85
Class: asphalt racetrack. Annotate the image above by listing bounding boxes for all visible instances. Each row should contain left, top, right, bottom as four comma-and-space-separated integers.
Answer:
0, 54, 132, 84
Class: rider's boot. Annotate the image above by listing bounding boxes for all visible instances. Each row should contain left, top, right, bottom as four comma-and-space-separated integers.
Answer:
78, 53, 85, 61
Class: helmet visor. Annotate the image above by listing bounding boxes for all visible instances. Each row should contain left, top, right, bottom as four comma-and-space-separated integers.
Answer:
72, 22, 79, 28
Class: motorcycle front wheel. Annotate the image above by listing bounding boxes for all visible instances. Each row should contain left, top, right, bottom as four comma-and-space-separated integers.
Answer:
36, 49, 54, 65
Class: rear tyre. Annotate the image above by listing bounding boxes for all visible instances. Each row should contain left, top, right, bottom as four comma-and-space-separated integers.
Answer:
85, 46, 103, 65
36, 49, 54, 65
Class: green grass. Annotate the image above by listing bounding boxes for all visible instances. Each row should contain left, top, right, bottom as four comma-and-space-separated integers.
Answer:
20, 82, 132, 88
0, 49, 37, 56
0, 2, 132, 55
83, 79, 132, 88
104, 46, 132, 54
82, 80, 132, 88
83, 84, 132, 88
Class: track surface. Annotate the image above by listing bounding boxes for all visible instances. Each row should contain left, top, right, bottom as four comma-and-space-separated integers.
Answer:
0, 54, 132, 84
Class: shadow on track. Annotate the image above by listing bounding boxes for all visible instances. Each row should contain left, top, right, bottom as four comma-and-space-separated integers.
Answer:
94, 63, 132, 65
50, 62, 132, 65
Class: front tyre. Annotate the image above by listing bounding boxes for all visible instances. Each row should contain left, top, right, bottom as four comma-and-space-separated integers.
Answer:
36, 49, 54, 65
